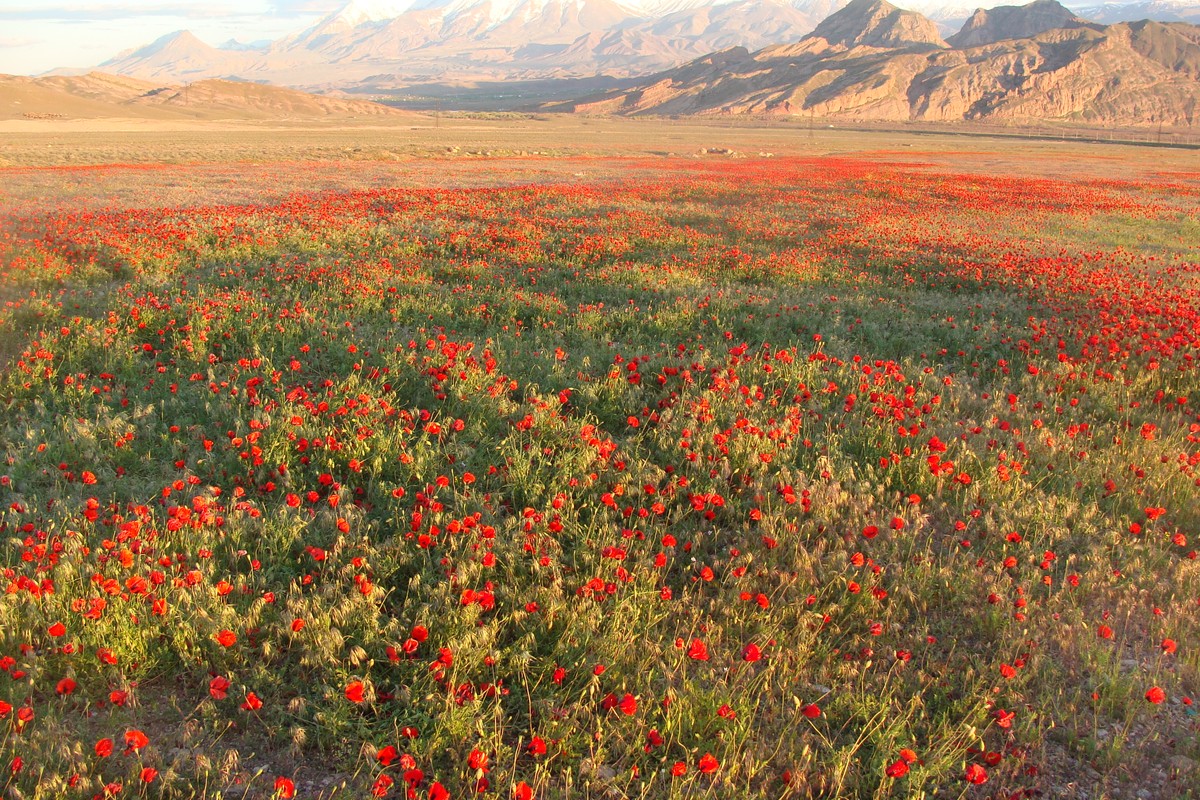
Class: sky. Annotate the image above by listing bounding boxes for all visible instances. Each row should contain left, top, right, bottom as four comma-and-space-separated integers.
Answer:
0, 1, 336, 75
0, 0, 1151, 77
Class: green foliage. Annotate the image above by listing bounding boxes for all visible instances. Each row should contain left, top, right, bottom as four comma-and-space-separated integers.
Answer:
0, 155, 1197, 799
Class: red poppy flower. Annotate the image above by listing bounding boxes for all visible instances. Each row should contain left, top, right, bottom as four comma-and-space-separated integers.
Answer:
124, 729, 149, 752
95, 738, 114, 757
885, 759, 909, 778
697, 753, 719, 774
964, 764, 988, 784
215, 630, 237, 647
345, 681, 366, 703
1146, 686, 1166, 704
274, 777, 296, 798
209, 675, 230, 700
468, 748, 489, 772
371, 774, 394, 796
687, 639, 710, 661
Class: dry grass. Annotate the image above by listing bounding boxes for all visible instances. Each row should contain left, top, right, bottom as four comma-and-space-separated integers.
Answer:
2, 115, 1200, 174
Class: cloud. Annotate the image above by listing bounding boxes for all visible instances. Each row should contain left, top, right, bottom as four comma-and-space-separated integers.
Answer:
0, 35, 41, 47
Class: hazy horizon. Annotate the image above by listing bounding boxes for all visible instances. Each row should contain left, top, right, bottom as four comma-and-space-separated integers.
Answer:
0, 0, 1177, 76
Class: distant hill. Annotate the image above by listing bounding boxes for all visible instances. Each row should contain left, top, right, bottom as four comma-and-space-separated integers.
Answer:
551, 0, 1200, 127
810, 0, 947, 47
1069, 0, 1200, 24
0, 72, 403, 121
52, 0, 1200, 106
99, 31, 260, 82
88, 0, 851, 89
947, 0, 1086, 46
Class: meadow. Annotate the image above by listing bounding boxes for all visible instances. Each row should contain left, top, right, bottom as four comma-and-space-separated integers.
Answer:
1, 126, 1198, 799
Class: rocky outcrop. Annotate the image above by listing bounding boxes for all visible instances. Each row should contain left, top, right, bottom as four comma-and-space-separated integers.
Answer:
553, 3, 1200, 127
808, 0, 947, 49
946, 0, 1086, 47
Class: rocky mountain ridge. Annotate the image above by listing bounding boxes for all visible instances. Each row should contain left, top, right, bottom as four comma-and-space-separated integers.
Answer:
552, 0, 1200, 127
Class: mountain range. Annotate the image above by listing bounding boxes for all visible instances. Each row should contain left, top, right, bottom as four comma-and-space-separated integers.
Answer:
94, 0, 843, 90
27, 0, 1200, 128
554, 0, 1200, 126
84, 0, 1199, 93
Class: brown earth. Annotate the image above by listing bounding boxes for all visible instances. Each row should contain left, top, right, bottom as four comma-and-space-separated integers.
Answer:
0, 72, 404, 123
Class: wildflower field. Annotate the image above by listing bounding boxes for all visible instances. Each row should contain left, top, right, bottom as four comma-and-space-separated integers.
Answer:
1, 144, 1199, 799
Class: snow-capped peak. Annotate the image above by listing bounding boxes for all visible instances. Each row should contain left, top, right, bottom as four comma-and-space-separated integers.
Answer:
326, 0, 421, 28
608, 0, 733, 16
429, 0, 583, 27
